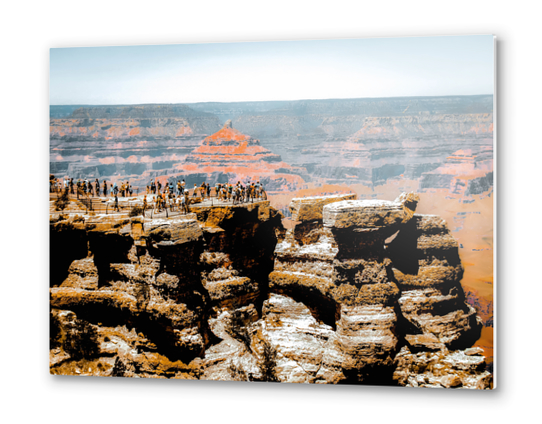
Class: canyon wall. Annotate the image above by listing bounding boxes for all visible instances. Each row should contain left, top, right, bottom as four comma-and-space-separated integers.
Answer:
50, 96, 493, 193
176, 120, 307, 191
50, 201, 283, 377
50, 97, 495, 370
50, 104, 222, 187
50, 194, 492, 388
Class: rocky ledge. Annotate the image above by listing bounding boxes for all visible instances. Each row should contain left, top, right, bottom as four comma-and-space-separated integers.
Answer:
50, 194, 492, 388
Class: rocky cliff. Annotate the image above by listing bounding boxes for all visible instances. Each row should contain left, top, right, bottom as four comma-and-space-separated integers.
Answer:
295, 113, 493, 186
50, 193, 492, 388
50, 201, 283, 377
50, 96, 494, 193
420, 147, 493, 197
50, 104, 222, 186
221, 96, 494, 189
176, 120, 307, 191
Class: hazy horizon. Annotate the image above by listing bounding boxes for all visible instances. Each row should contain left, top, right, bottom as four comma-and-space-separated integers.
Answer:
50, 35, 495, 105
50, 93, 494, 107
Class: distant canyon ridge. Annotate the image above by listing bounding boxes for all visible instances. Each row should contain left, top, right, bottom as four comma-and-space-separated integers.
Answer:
50, 95, 493, 195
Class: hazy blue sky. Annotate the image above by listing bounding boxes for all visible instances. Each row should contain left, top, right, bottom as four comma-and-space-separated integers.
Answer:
50, 35, 494, 105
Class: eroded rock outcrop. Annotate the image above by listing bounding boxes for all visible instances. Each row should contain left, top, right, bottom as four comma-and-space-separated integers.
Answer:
50, 193, 491, 388
259, 193, 490, 387
50, 201, 282, 377
420, 148, 494, 198
312, 113, 493, 186
49, 105, 222, 186
50, 97, 494, 189
176, 121, 307, 191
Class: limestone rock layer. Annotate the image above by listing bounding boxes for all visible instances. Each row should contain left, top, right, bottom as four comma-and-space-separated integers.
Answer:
50, 193, 492, 388
178, 120, 306, 191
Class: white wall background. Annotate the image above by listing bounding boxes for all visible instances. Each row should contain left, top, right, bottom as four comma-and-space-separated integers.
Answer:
1, 1, 539, 422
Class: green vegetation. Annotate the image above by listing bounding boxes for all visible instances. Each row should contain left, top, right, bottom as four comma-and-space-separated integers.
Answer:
134, 278, 151, 311
129, 205, 144, 217
63, 319, 100, 360
54, 190, 70, 211
226, 309, 252, 349
111, 357, 128, 377
258, 339, 279, 382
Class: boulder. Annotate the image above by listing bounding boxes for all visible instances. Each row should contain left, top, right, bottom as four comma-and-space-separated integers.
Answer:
323, 192, 419, 230
289, 193, 356, 222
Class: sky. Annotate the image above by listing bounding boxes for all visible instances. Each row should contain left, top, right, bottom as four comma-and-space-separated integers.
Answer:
50, 35, 494, 105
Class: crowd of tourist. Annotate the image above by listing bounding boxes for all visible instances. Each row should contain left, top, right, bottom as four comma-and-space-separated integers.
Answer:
50, 175, 267, 215
49, 176, 136, 198
144, 179, 267, 214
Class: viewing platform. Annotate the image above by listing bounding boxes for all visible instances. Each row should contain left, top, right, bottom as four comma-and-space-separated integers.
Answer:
49, 191, 270, 220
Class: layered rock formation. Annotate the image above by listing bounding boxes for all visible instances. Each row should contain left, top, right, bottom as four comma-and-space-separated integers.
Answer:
308, 113, 493, 186
50, 201, 283, 377
50, 193, 491, 388
49, 104, 221, 185
50, 96, 494, 191
176, 120, 307, 191
261, 193, 489, 386
420, 147, 494, 197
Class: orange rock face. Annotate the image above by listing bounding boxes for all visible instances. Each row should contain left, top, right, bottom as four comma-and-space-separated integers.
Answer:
49, 193, 492, 387
49, 105, 222, 188
420, 147, 493, 197
178, 120, 306, 191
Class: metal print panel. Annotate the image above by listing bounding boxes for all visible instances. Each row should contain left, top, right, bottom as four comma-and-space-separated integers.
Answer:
49, 35, 495, 388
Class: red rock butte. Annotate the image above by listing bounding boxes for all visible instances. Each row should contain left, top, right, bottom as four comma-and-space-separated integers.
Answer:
178, 120, 305, 190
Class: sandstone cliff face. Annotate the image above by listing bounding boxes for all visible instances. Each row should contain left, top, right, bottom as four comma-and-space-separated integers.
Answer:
223, 99, 494, 189
258, 194, 490, 387
50, 201, 283, 377
49, 105, 222, 185
420, 147, 493, 198
176, 120, 307, 191
50, 96, 494, 192
50, 194, 491, 388
308, 113, 493, 186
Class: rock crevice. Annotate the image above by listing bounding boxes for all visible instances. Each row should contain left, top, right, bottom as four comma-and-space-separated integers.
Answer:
50, 194, 491, 388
